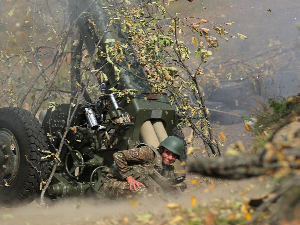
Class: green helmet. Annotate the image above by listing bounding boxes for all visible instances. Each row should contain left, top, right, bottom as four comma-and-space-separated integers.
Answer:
158, 136, 184, 158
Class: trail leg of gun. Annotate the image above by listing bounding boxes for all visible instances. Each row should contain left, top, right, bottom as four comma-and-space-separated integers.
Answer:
175, 186, 183, 196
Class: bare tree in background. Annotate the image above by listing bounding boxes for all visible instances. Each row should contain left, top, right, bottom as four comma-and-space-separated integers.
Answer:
0, 0, 246, 156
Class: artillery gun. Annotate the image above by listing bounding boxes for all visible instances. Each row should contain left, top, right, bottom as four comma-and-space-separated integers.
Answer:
0, 0, 186, 205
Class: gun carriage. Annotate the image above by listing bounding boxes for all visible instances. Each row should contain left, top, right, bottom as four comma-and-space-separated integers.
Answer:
0, 0, 186, 205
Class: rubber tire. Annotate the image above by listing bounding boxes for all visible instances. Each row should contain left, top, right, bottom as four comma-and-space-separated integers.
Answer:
172, 127, 187, 161
0, 107, 49, 206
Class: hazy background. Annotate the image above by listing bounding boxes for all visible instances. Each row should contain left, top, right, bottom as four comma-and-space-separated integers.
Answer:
171, 0, 300, 113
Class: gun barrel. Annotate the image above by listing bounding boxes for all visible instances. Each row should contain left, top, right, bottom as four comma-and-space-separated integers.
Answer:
76, 0, 152, 94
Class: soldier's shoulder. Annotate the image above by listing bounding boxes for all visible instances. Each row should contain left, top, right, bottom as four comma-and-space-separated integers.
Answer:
131, 145, 154, 159
133, 143, 154, 151
139, 145, 156, 153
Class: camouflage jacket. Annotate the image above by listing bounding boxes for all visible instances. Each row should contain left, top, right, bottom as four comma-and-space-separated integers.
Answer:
108, 144, 175, 183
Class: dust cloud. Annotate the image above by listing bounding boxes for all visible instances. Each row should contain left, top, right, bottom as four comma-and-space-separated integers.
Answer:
0, 176, 271, 225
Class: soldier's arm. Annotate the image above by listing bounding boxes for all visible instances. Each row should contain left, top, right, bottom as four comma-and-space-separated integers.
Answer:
125, 175, 145, 190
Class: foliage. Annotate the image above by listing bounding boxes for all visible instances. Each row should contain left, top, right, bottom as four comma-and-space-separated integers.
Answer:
0, 0, 246, 155
268, 97, 300, 120
250, 94, 300, 152
99, 0, 247, 155
0, 0, 73, 111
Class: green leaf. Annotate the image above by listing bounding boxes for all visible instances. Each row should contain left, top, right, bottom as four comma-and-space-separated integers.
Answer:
195, 49, 200, 57
64, 44, 68, 52
73, 40, 79, 46
164, 66, 177, 72
7, 9, 14, 17
267, 9, 272, 12
137, 214, 152, 222
192, 36, 198, 46
109, 87, 118, 92
238, 33, 248, 40
38, 149, 52, 154
233, 201, 242, 210
3, 214, 14, 220
104, 39, 116, 44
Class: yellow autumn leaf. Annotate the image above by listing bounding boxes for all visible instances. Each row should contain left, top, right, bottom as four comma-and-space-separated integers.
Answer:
202, 28, 210, 33
245, 123, 251, 132
107, 20, 113, 26
181, 161, 186, 166
219, 132, 226, 141
265, 148, 275, 163
192, 179, 197, 185
187, 147, 195, 155
192, 36, 198, 46
277, 151, 285, 162
8, 9, 14, 17
225, 148, 240, 156
264, 142, 273, 151
245, 212, 252, 220
239, 187, 250, 195
187, 130, 194, 143
165, 72, 172, 81
240, 203, 248, 213
129, 199, 138, 208
123, 216, 129, 223
192, 23, 200, 29
289, 110, 298, 123
191, 194, 197, 207
167, 203, 182, 210
70, 126, 77, 133
170, 215, 183, 224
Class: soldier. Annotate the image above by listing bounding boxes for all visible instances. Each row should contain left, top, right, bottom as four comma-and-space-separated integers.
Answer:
101, 136, 185, 199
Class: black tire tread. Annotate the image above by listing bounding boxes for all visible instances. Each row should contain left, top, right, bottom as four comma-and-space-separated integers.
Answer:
0, 107, 49, 206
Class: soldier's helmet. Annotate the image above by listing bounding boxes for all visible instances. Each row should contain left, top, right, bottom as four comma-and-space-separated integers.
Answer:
158, 136, 184, 158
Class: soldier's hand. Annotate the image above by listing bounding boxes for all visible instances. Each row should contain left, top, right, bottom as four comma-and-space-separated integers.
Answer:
126, 176, 145, 190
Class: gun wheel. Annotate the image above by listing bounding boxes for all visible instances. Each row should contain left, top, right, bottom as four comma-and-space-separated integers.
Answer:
90, 166, 107, 194
65, 150, 84, 178
0, 107, 49, 206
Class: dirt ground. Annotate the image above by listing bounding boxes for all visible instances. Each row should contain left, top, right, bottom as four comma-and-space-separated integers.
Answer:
0, 122, 268, 225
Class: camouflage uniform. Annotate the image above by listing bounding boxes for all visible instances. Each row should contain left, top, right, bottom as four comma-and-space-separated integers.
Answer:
101, 144, 175, 199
